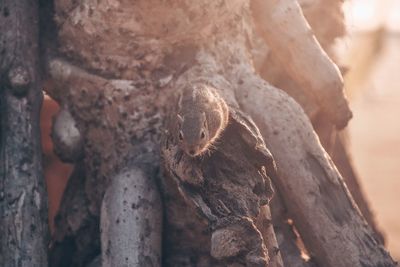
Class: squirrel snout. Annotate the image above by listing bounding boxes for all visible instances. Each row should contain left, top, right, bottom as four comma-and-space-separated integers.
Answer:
186, 145, 202, 157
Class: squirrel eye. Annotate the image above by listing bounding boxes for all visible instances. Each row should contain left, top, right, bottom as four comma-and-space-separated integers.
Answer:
200, 131, 205, 139
178, 131, 184, 141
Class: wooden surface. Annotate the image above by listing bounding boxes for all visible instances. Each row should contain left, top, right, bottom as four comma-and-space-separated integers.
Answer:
232, 67, 395, 267
42, 0, 396, 266
0, 1, 48, 266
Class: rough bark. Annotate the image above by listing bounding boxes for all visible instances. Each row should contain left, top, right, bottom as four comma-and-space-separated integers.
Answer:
313, 116, 385, 244
255, 205, 285, 267
162, 88, 280, 266
47, 58, 164, 266
231, 67, 395, 267
269, 191, 316, 267
47, 54, 283, 266
46, 2, 275, 266
43, 0, 395, 266
0, 1, 49, 266
256, 0, 385, 245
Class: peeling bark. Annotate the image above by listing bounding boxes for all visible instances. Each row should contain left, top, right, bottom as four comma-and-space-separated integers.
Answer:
162, 100, 278, 266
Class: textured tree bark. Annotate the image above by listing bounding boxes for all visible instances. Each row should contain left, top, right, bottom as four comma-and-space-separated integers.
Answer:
47, 53, 283, 266
231, 68, 395, 267
47, 59, 164, 266
161, 76, 281, 266
256, 0, 385, 245
313, 117, 385, 244
40, 0, 396, 267
255, 205, 285, 267
269, 191, 316, 267
0, 0, 49, 266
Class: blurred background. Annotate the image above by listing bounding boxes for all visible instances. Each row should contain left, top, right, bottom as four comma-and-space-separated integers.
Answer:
340, 0, 400, 260
40, 0, 400, 261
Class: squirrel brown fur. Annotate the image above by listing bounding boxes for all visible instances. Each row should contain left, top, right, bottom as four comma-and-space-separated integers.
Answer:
175, 83, 229, 157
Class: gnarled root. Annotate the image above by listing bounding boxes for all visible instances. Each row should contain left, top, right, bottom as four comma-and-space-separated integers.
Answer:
47, 58, 164, 267
161, 71, 281, 266
251, 0, 352, 129
231, 68, 395, 267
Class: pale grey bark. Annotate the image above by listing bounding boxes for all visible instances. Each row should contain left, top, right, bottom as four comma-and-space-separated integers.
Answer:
101, 166, 162, 267
0, 0, 48, 266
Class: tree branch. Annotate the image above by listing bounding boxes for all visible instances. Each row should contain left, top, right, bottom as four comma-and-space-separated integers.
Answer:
232, 68, 395, 267
251, 0, 352, 129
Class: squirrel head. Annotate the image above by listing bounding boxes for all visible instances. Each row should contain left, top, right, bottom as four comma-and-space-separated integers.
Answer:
177, 112, 209, 157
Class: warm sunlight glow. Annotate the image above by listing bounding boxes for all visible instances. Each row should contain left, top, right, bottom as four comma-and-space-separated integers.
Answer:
341, 0, 400, 260
344, 0, 400, 32
386, 1, 400, 32
344, 0, 380, 31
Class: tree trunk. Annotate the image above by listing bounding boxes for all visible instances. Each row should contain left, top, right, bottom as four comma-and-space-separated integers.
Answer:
0, 1, 48, 266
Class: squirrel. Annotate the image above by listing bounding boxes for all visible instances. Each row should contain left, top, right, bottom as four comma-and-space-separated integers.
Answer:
174, 83, 229, 157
